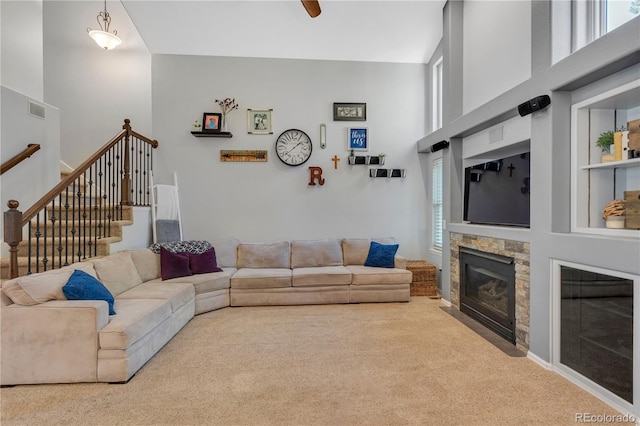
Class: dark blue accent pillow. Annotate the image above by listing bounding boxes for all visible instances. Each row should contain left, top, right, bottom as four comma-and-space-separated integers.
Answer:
62, 269, 116, 315
364, 241, 399, 268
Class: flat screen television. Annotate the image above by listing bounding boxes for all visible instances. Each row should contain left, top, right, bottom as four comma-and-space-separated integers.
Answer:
463, 151, 530, 228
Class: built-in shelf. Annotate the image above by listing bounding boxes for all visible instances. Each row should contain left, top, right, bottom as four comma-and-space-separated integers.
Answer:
580, 157, 640, 170
369, 168, 406, 178
571, 78, 640, 236
191, 131, 233, 138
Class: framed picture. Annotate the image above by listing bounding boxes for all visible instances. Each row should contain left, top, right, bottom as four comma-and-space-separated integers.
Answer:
333, 102, 366, 121
247, 109, 273, 134
348, 127, 369, 151
202, 112, 222, 133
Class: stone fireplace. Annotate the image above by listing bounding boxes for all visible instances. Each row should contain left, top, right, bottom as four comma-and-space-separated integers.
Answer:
450, 233, 530, 350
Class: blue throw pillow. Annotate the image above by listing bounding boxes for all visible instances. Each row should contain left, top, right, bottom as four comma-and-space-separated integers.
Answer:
62, 269, 116, 315
364, 241, 399, 268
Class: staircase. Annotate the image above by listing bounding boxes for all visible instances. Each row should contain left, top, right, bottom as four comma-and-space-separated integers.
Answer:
1, 119, 158, 280
0, 172, 134, 279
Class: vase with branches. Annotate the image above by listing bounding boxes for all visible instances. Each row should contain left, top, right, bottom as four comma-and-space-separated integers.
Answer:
215, 98, 239, 132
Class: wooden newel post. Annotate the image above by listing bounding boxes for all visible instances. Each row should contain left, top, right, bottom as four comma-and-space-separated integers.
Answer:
4, 200, 23, 279
121, 118, 132, 206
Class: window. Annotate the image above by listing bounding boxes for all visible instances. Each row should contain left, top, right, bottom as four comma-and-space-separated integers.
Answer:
432, 57, 443, 132
432, 157, 443, 250
572, 0, 639, 52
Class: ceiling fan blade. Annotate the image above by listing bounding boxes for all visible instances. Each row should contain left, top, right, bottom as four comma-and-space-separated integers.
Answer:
301, 0, 321, 18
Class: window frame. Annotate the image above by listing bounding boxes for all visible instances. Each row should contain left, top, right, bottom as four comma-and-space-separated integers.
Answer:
432, 56, 443, 132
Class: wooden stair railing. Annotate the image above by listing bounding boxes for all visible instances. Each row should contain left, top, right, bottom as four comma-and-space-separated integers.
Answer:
1, 144, 41, 175
3, 119, 159, 279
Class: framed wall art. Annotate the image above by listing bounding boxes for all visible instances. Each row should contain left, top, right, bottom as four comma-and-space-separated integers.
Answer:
202, 112, 222, 133
247, 109, 273, 134
333, 103, 366, 121
348, 127, 369, 151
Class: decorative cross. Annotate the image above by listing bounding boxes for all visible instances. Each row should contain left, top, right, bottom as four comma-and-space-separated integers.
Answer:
332, 155, 340, 169
508, 163, 515, 177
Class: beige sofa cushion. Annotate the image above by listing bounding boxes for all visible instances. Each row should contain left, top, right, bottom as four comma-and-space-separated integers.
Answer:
292, 266, 352, 287
117, 282, 195, 313
147, 268, 235, 295
291, 239, 343, 268
127, 249, 161, 282
237, 241, 290, 269
2, 262, 96, 306
342, 238, 397, 266
346, 265, 412, 285
231, 268, 292, 289
93, 252, 143, 296
211, 239, 239, 268
99, 299, 171, 350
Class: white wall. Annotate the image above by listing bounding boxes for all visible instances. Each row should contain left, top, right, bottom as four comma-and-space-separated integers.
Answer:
0, 87, 60, 256
152, 55, 430, 259
43, 0, 152, 168
1, 0, 44, 99
463, 0, 531, 113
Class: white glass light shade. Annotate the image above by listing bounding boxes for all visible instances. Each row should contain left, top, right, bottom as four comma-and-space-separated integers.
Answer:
89, 30, 121, 50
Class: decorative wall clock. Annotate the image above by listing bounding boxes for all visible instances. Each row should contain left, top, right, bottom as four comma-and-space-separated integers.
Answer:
275, 129, 312, 166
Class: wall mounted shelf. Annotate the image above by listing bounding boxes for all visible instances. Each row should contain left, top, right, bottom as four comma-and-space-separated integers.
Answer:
191, 131, 233, 138
369, 168, 406, 178
348, 155, 386, 165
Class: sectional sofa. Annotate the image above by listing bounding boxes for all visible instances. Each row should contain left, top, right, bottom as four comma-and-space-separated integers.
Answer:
0, 238, 412, 385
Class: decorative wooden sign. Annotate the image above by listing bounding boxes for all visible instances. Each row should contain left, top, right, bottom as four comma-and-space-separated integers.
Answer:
220, 150, 268, 162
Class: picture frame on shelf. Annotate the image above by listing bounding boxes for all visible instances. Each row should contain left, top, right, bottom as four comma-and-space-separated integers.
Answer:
202, 113, 222, 133
333, 103, 366, 121
247, 109, 273, 134
348, 127, 369, 151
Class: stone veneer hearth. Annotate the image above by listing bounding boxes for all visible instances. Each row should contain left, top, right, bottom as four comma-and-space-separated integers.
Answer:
450, 233, 530, 350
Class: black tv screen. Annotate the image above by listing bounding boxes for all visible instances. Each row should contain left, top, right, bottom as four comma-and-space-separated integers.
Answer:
463, 152, 530, 228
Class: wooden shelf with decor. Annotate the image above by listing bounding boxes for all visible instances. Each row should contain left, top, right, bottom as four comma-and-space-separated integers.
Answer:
406, 260, 438, 298
191, 131, 233, 138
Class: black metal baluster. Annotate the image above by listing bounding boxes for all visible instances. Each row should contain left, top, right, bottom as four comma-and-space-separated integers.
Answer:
71, 181, 77, 263
42, 208, 48, 271
64, 187, 70, 266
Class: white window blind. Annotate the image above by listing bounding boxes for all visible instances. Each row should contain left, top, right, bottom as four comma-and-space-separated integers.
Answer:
432, 158, 443, 250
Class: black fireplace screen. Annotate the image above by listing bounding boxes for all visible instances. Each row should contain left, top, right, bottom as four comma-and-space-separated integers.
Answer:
460, 248, 516, 343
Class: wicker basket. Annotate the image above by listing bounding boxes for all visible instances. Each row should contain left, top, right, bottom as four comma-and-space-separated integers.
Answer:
406, 260, 438, 298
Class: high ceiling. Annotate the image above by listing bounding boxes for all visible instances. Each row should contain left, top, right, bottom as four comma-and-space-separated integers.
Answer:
121, 0, 446, 64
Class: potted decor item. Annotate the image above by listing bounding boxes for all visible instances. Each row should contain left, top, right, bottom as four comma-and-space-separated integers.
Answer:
348, 149, 356, 165
192, 120, 202, 132
602, 199, 625, 228
597, 130, 615, 163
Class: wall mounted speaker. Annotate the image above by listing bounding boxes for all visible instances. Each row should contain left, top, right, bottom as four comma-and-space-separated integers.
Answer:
430, 140, 450, 153
518, 95, 550, 117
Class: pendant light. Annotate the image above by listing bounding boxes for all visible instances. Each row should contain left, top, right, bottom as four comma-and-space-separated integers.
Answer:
87, 0, 121, 50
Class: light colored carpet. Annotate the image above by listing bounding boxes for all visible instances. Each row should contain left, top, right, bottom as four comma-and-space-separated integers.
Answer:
0, 298, 626, 425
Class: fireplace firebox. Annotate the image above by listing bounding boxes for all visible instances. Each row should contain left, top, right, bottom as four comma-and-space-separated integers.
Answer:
459, 247, 516, 344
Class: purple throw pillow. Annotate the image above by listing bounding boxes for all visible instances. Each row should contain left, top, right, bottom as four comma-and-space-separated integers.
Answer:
189, 248, 223, 274
160, 247, 192, 280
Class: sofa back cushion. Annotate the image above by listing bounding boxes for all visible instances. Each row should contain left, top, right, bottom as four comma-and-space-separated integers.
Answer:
342, 238, 397, 265
93, 251, 143, 296
291, 239, 343, 268
237, 241, 290, 269
1, 262, 97, 306
127, 249, 161, 282
211, 239, 239, 268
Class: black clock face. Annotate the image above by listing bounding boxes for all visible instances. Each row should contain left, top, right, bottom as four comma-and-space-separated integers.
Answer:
275, 129, 312, 166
